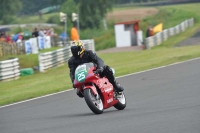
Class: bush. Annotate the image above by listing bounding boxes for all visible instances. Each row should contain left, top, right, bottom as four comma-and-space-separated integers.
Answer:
3, 16, 17, 24
12, 27, 23, 34
47, 15, 60, 25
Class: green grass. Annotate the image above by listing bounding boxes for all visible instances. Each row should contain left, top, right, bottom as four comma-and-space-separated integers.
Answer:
154, 24, 200, 48
0, 66, 72, 105
15, 13, 59, 24
1, 3, 200, 106
0, 47, 62, 68
1, 43, 200, 106
107, 46, 200, 76
139, 5, 199, 37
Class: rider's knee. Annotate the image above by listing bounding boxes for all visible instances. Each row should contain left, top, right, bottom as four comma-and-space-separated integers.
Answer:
104, 65, 113, 75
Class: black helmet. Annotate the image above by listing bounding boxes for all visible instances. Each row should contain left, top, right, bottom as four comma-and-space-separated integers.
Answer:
70, 40, 85, 58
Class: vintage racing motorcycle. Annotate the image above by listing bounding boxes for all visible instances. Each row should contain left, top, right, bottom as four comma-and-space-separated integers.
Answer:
74, 62, 126, 114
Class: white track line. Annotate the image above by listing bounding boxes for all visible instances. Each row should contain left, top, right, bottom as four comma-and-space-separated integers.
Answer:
117, 57, 200, 78
1, 57, 200, 109
0, 89, 73, 109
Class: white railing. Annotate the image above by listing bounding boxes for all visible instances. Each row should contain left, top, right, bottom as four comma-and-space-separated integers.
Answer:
145, 18, 194, 49
0, 58, 20, 81
39, 39, 95, 72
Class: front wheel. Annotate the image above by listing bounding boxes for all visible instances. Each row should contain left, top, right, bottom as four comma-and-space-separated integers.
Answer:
114, 92, 126, 110
84, 89, 104, 114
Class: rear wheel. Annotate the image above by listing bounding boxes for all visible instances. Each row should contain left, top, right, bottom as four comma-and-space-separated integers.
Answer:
84, 89, 103, 114
114, 92, 126, 110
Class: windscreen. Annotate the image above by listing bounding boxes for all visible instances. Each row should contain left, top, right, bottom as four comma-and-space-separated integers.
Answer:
75, 63, 95, 83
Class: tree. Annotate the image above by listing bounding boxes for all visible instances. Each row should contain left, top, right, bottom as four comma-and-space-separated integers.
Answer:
48, 0, 66, 5
78, 0, 115, 29
60, 0, 78, 22
19, 0, 66, 15
0, 0, 22, 24
20, 0, 52, 15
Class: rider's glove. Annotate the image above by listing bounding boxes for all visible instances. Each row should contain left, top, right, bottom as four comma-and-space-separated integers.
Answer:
95, 67, 104, 75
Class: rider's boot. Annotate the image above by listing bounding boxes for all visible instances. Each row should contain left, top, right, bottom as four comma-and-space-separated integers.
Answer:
107, 76, 124, 92
103, 65, 124, 92
112, 80, 124, 92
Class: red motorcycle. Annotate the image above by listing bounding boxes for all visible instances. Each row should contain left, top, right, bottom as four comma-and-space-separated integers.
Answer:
74, 62, 126, 114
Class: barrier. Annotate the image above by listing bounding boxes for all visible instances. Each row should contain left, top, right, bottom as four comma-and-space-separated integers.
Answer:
0, 35, 53, 57
145, 18, 194, 49
0, 58, 20, 81
39, 39, 95, 72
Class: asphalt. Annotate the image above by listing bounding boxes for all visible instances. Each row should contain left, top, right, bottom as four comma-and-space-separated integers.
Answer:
0, 58, 200, 133
176, 29, 200, 47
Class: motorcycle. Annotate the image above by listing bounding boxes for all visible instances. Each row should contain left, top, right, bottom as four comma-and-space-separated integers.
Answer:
74, 62, 126, 114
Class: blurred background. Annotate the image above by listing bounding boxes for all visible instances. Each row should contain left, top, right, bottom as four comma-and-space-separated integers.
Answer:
0, 0, 199, 51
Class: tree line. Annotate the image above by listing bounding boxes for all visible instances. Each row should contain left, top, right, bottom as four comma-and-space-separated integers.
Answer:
0, 0, 184, 29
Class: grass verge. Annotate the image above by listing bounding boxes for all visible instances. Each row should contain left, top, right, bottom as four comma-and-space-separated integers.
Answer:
1, 3, 200, 106
0, 42, 200, 106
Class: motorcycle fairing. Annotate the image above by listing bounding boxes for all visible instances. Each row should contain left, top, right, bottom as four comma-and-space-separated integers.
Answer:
93, 77, 118, 109
74, 67, 98, 88
83, 85, 98, 96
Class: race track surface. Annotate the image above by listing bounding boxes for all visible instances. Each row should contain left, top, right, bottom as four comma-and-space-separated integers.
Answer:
1, 58, 200, 133
177, 29, 200, 47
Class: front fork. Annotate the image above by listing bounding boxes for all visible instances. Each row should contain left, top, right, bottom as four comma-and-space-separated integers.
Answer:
83, 84, 99, 99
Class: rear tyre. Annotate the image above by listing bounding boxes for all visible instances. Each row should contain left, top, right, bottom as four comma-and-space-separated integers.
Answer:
84, 89, 103, 114
114, 92, 126, 110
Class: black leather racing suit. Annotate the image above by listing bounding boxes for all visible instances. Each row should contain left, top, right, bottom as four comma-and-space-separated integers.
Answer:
68, 50, 119, 91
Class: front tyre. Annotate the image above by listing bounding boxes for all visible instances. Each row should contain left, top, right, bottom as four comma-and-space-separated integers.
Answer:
84, 89, 103, 114
114, 92, 126, 110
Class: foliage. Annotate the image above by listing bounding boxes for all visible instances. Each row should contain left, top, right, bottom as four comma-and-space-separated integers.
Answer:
60, 0, 78, 23
15, 12, 59, 24
0, 0, 22, 24
2, 16, 18, 25
78, 0, 115, 29
48, 0, 66, 6
12, 27, 23, 34
19, 0, 66, 15
47, 14, 61, 24
94, 30, 116, 51
20, 0, 50, 15
139, 7, 197, 38
13, 2, 200, 51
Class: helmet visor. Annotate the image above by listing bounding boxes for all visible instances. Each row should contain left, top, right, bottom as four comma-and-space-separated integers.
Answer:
71, 46, 80, 58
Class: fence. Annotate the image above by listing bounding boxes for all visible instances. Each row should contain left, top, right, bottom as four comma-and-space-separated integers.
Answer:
0, 36, 62, 57
39, 39, 95, 72
0, 42, 25, 56
0, 58, 20, 82
145, 18, 194, 49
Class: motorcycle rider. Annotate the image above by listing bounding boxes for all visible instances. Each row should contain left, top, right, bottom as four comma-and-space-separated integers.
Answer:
68, 40, 124, 98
